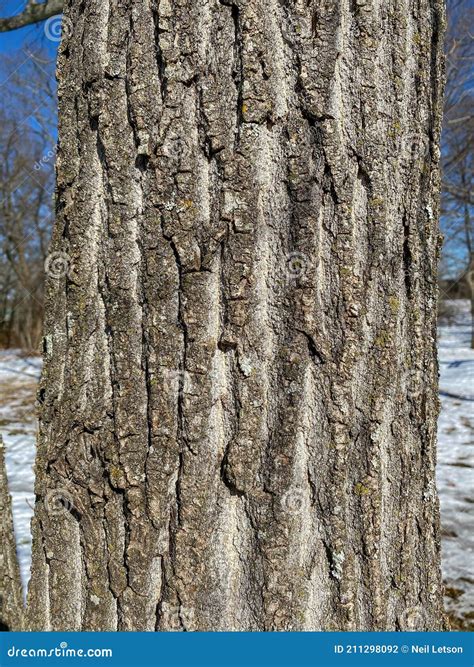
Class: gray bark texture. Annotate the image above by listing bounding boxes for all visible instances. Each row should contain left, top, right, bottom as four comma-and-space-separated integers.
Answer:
26, 0, 447, 631
0, 436, 23, 630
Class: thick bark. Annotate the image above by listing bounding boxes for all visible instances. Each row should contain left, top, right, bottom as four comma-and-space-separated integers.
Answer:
0, 437, 24, 630
27, 0, 446, 631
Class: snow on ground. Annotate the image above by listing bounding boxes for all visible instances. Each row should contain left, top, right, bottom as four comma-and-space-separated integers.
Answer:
437, 300, 474, 627
0, 351, 41, 592
0, 304, 472, 624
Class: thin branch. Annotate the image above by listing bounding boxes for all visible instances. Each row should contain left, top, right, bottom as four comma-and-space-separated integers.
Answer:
0, 0, 63, 33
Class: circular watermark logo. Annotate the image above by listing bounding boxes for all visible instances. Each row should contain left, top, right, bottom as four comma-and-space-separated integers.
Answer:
44, 16, 73, 42
45, 251, 73, 279
281, 489, 305, 513
286, 252, 309, 283
44, 489, 74, 517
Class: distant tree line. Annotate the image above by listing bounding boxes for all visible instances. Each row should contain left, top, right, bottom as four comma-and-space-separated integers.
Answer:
440, 0, 474, 344
0, 0, 472, 350
0, 50, 56, 349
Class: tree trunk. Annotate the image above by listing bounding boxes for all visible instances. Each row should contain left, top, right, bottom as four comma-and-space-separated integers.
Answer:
27, 0, 447, 631
0, 436, 24, 630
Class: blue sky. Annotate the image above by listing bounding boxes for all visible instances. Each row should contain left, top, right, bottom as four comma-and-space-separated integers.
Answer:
0, 0, 470, 279
0, 0, 59, 57
0, 0, 59, 141
0, 0, 59, 230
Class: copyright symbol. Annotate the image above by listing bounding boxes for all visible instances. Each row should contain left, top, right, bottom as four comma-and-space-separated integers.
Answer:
401, 645, 409, 654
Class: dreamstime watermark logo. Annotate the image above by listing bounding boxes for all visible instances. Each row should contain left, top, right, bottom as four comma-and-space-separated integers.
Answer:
7, 641, 112, 659
285, 252, 309, 284
44, 488, 74, 517
44, 15, 74, 42
45, 251, 74, 279
34, 145, 58, 172
281, 489, 305, 513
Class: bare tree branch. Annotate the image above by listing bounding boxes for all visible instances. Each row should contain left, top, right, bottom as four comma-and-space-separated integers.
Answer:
0, 0, 63, 33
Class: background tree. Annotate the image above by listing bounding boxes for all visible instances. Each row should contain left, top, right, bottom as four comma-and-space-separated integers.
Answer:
0, 0, 63, 33
439, 0, 474, 344
0, 436, 24, 631
0, 50, 56, 349
3, 0, 447, 631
